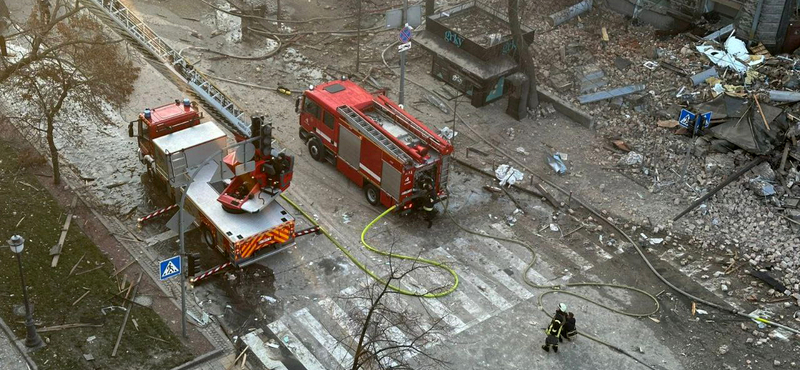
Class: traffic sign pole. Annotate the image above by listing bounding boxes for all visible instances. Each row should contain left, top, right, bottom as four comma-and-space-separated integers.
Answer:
680, 116, 702, 182
399, 0, 408, 106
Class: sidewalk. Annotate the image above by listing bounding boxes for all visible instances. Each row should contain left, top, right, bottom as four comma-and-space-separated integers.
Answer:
0, 316, 34, 370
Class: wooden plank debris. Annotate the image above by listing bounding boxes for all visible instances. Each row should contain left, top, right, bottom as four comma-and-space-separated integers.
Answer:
753, 95, 771, 131
38, 323, 103, 332
51, 197, 78, 267
74, 264, 104, 276
112, 272, 142, 357
111, 260, 136, 277
68, 253, 86, 277
72, 290, 91, 306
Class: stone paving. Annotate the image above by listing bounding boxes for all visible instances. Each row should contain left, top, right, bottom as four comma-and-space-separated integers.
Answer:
0, 317, 31, 370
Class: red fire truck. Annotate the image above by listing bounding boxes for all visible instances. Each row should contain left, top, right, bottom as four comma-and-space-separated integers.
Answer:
129, 99, 317, 283
296, 79, 453, 212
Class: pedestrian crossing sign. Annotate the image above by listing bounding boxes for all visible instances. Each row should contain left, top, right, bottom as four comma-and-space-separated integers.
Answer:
678, 109, 696, 129
159, 255, 181, 281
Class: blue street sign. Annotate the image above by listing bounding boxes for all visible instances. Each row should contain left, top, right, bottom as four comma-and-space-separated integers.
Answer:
699, 112, 712, 129
678, 109, 696, 129
399, 25, 413, 44
159, 255, 181, 281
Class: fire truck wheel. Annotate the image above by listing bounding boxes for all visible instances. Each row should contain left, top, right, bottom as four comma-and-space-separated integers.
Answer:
364, 183, 380, 206
307, 138, 323, 162
201, 226, 215, 248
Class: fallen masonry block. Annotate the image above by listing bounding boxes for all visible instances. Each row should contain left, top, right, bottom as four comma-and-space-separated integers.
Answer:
577, 84, 646, 104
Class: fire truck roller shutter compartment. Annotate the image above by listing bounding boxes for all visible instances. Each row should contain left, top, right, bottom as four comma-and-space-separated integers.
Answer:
338, 125, 361, 169
381, 161, 402, 201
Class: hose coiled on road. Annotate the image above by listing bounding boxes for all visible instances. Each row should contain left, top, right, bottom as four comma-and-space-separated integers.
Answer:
280, 194, 459, 298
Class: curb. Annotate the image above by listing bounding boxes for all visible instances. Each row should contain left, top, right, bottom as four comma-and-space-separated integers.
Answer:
168, 348, 224, 370
537, 87, 595, 129
0, 316, 38, 370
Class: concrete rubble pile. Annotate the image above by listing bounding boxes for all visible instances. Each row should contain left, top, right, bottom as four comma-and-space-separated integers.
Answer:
530, 5, 800, 297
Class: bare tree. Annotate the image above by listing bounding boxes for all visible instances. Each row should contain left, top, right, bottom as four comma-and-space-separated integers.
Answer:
337, 257, 450, 370
10, 13, 139, 184
507, 0, 538, 112
0, 0, 119, 83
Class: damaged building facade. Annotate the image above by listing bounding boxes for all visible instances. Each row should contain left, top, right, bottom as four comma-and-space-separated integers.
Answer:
608, 0, 796, 52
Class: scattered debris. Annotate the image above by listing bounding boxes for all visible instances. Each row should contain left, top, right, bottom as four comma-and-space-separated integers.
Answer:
690, 67, 718, 86
547, 0, 593, 27
578, 84, 646, 104
495, 164, 524, 186
618, 151, 643, 167
112, 272, 142, 357
611, 140, 631, 152
750, 270, 788, 293
439, 126, 456, 140
72, 290, 91, 306
546, 153, 567, 174
657, 120, 680, 128
260, 295, 277, 304
37, 323, 104, 332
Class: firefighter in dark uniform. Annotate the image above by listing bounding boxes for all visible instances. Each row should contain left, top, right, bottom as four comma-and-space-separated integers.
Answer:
421, 181, 436, 229
542, 303, 567, 352
563, 312, 577, 341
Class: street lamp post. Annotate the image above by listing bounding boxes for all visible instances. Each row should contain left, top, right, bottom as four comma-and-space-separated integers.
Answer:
8, 235, 44, 349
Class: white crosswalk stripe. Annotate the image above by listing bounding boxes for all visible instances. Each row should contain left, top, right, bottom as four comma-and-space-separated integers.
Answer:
272, 218, 622, 368
550, 240, 594, 272
293, 307, 353, 369
318, 298, 400, 368
585, 241, 614, 261
429, 248, 491, 325
318, 298, 361, 342
483, 239, 550, 285
451, 239, 535, 302
267, 320, 326, 370
402, 274, 468, 333
438, 248, 513, 310
341, 286, 410, 349
475, 257, 535, 301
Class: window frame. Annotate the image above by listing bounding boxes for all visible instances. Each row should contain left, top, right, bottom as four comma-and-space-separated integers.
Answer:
322, 111, 335, 129
303, 98, 321, 120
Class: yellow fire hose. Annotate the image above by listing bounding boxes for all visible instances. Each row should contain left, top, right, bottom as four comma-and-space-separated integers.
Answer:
280, 194, 459, 298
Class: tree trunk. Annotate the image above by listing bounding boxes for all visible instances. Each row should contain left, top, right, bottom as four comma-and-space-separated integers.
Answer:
507, 0, 538, 111
46, 116, 60, 185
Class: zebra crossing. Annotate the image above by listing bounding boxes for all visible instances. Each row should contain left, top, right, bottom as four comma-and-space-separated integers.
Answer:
267, 224, 621, 370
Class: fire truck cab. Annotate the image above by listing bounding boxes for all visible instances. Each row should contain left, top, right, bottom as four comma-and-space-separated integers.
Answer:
297, 79, 453, 212
128, 98, 202, 175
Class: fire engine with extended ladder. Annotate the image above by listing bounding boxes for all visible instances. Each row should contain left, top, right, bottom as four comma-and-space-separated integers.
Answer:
297, 79, 453, 212
94, 0, 452, 284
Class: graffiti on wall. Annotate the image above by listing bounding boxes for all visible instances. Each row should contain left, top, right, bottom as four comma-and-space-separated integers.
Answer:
444, 30, 464, 47
502, 39, 517, 55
